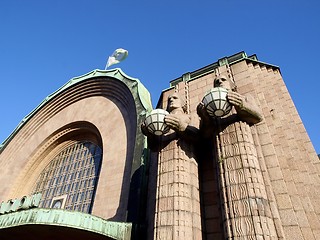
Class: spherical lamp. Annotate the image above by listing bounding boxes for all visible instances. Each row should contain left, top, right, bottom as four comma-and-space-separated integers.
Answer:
144, 109, 170, 136
201, 87, 232, 117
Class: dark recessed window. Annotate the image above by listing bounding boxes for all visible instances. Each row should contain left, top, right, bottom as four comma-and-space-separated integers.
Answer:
32, 141, 102, 213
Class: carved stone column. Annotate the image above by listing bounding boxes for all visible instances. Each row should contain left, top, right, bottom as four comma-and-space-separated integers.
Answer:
217, 121, 279, 239
154, 137, 202, 239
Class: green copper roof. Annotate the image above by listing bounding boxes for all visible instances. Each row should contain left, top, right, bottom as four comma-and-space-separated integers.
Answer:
0, 68, 153, 152
0, 208, 132, 239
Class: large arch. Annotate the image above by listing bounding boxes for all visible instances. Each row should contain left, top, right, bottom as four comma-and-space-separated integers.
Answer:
0, 69, 152, 222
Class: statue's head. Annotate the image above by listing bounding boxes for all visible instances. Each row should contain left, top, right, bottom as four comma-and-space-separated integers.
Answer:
214, 75, 236, 91
167, 92, 187, 113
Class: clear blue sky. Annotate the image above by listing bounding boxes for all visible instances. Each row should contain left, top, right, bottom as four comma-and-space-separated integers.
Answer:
1, 1, 319, 154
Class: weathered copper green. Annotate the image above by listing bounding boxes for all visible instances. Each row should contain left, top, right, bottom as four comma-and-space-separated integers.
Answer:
0, 68, 153, 152
0, 193, 41, 214
0, 208, 132, 240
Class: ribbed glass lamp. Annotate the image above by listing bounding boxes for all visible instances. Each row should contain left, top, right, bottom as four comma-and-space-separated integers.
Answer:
201, 87, 232, 117
144, 109, 170, 136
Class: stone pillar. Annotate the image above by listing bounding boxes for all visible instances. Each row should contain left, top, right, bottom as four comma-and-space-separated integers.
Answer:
217, 121, 280, 239
154, 138, 202, 239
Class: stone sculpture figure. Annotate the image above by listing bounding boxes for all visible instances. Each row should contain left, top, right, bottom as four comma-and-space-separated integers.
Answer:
197, 75, 283, 239
142, 92, 202, 240
197, 75, 262, 134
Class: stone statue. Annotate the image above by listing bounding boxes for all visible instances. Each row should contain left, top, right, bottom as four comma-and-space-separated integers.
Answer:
164, 92, 190, 132
197, 75, 281, 239
197, 74, 263, 136
141, 92, 198, 147
142, 92, 202, 239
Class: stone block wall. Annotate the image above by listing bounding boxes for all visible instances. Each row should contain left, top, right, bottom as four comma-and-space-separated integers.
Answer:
153, 57, 320, 239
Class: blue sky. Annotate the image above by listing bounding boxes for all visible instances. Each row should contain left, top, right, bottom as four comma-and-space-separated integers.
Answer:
1, 0, 319, 154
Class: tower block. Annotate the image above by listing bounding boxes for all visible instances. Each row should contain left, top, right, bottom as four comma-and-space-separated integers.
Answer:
146, 52, 320, 240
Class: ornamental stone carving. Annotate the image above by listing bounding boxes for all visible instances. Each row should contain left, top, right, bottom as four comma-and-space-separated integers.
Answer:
197, 74, 283, 239
142, 92, 202, 239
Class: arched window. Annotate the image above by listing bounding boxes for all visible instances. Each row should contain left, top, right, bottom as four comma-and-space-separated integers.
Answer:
32, 141, 102, 213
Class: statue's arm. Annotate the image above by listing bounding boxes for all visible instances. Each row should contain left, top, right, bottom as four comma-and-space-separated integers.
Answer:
164, 113, 200, 142
227, 91, 263, 125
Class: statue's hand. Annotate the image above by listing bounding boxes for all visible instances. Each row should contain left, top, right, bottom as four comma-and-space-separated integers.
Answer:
227, 92, 263, 125
197, 102, 211, 120
165, 114, 190, 132
227, 91, 245, 108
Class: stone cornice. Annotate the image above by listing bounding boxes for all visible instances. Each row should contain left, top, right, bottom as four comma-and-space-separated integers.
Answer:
169, 51, 280, 88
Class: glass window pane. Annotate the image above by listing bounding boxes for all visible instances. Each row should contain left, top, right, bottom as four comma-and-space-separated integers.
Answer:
32, 141, 102, 214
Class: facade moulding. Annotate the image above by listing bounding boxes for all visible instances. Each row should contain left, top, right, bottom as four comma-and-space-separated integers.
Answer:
0, 208, 132, 240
